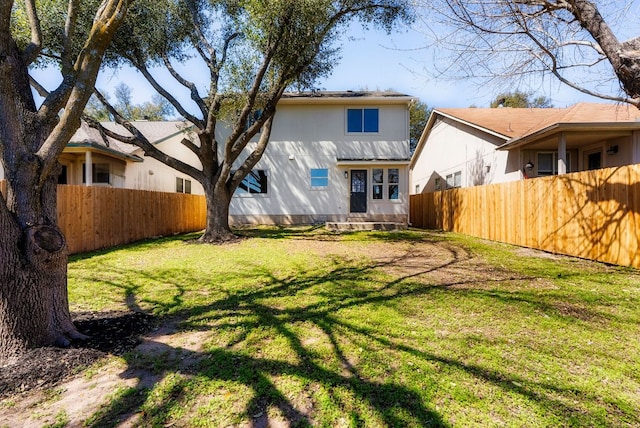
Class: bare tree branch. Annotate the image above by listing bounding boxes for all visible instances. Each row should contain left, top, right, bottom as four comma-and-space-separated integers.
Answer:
428, 0, 640, 107
160, 54, 208, 118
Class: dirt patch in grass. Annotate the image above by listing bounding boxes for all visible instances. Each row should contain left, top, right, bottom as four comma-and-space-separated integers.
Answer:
0, 311, 162, 427
0, 311, 155, 400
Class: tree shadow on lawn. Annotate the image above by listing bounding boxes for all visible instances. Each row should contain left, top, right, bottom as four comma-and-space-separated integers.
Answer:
81, 240, 635, 427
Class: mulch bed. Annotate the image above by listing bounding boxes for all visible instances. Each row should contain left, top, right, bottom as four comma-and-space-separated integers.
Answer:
0, 311, 156, 399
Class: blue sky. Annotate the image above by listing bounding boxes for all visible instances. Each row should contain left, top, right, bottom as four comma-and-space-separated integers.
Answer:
32, 18, 600, 111
320, 23, 599, 109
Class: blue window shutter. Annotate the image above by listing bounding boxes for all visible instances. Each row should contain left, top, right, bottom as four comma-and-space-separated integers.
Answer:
363, 108, 379, 132
347, 109, 363, 132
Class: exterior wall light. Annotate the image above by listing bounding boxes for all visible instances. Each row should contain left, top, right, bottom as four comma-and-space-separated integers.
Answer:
344, 170, 349, 179
606, 145, 618, 155
525, 161, 534, 170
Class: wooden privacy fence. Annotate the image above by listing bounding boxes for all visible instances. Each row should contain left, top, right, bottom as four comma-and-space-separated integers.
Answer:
1, 182, 206, 254
410, 164, 640, 268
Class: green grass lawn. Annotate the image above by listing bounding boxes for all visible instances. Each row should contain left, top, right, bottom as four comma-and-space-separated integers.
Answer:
67, 227, 640, 427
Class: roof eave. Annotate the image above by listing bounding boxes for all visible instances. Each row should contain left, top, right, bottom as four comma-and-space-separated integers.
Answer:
337, 158, 410, 166
498, 122, 640, 150
434, 110, 513, 140
279, 95, 415, 106
65, 142, 143, 162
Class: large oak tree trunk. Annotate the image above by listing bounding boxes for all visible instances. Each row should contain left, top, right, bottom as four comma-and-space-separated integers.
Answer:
0, 172, 84, 366
198, 183, 237, 243
0, 34, 84, 365
0, 0, 130, 366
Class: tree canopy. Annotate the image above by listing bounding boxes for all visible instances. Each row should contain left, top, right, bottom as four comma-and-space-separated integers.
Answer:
87, 0, 413, 242
409, 100, 430, 153
489, 91, 553, 108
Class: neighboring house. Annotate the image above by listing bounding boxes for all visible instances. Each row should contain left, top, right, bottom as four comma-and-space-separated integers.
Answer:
0, 122, 145, 187
103, 121, 205, 195
1, 91, 412, 225
0, 121, 201, 195
65, 121, 203, 195
410, 103, 640, 194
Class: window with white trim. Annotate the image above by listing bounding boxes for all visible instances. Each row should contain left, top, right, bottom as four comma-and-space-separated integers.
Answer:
373, 168, 384, 199
537, 152, 572, 176
388, 168, 399, 200
347, 108, 379, 133
446, 171, 462, 189
372, 168, 400, 200
176, 177, 192, 194
82, 163, 110, 184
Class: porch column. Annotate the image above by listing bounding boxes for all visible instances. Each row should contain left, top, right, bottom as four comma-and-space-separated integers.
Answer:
558, 132, 567, 175
85, 151, 93, 186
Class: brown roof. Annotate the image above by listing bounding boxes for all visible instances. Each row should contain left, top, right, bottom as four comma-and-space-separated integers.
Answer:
69, 121, 191, 161
436, 102, 640, 140
71, 122, 138, 154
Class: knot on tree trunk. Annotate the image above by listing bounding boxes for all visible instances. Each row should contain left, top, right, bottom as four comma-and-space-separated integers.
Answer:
23, 225, 67, 272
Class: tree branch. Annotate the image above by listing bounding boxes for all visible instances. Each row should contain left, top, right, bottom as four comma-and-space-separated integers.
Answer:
22, 0, 43, 65
229, 114, 275, 193
38, 0, 131, 181
61, 0, 80, 75
85, 90, 206, 182
160, 54, 208, 119
132, 57, 205, 128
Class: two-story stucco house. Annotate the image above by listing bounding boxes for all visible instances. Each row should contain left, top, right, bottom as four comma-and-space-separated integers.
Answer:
229, 91, 413, 225
1, 91, 413, 226
410, 103, 640, 194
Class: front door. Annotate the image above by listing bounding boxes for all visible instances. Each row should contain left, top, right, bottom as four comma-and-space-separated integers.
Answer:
350, 170, 367, 213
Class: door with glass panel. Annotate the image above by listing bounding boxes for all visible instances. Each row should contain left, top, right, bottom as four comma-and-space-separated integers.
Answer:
349, 170, 367, 213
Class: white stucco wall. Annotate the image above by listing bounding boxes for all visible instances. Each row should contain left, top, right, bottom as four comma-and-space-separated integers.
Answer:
228, 100, 410, 223
410, 116, 520, 194
124, 128, 205, 195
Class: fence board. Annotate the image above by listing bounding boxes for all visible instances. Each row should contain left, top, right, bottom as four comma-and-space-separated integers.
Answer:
0, 182, 206, 254
410, 164, 640, 268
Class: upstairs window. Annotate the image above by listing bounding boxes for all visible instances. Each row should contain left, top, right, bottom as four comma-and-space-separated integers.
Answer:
347, 108, 379, 133
310, 168, 329, 188
244, 109, 262, 132
237, 170, 268, 194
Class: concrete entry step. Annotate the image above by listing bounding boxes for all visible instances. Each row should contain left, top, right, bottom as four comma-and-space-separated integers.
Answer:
325, 222, 407, 232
